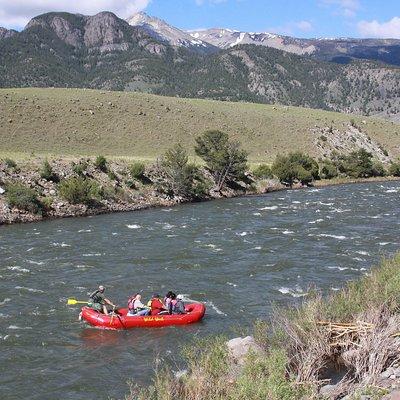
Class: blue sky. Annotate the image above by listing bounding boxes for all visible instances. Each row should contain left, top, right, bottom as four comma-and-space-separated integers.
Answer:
1, 0, 399, 38
146, 0, 400, 38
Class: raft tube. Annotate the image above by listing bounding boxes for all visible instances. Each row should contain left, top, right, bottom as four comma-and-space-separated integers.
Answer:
80, 303, 206, 329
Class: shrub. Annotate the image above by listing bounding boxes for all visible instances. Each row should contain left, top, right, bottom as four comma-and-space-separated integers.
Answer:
94, 155, 107, 172
4, 158, 17, 169
72, 161, 88, 176
40, 160, 59, 182
152, 144, 209, 200
272, 152, 319, 186
58, 177, 100, 205
41, 196, 53, 210
371, 161, 387, 177
5, 183, 42, 214
319, 160, 338, 179
129, 162, 146, 180
253, 164, 273, 179
339, 148, 374, 178
99, 185, 117, 201
388, 162, 400, 177
195, 130, 248, 191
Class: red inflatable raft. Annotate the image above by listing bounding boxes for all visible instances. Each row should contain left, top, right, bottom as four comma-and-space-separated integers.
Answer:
80, 303, 206, 330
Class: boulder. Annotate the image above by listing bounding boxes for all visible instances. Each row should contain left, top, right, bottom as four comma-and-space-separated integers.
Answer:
226, 336, 263, 366
0, 186, 5, 195
320, 384, 338, 398
383, 390, 400, 400
382, 368, 396, 379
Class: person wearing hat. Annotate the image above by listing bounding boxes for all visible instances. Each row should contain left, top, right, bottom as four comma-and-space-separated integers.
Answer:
88, 285, 116, 315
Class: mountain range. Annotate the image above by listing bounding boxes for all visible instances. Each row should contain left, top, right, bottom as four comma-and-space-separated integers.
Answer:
0, 11, 399, 120
127, 12, 400, 66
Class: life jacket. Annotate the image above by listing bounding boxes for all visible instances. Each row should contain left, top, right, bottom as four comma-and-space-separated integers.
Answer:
172, 299, 185, 314
90, 290, 104, 304
127, 296, 136, 311
149, 298, 164, 315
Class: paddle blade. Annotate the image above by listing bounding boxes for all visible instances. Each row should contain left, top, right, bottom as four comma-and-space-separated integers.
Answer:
67, 299, 88, 305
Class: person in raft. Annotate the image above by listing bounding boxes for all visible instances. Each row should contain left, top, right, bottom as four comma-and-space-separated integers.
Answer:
148, 294, 168, 315
164, 291, 175, 314
170, 294, 186, 315
89, 285, 116, 315
127, 293, 150, 317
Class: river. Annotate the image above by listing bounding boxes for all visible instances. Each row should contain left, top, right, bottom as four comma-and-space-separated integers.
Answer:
1, 181, 399, 400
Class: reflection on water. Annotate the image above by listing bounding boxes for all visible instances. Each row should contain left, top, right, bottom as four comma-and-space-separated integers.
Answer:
0, 181, 399, 400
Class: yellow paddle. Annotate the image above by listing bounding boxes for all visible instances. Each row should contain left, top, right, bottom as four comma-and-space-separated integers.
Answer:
67, 298, 88, 305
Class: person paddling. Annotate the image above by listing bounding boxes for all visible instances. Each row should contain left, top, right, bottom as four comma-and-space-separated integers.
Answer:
89, 285, 116, 315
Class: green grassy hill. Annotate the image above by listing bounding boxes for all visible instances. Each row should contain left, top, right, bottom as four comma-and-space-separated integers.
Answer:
1, 88, 400, 162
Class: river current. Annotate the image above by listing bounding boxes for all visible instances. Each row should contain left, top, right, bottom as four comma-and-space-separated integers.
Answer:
1, 181, 399, 399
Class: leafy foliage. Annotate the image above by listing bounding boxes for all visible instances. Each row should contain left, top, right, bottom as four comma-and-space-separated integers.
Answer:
272, 152, 319, 186
40, 160, 59, 182
195, 130, 248, 191
94, 155, 107, 172
58, 177, 100, 205
5, 183, 42, 214
253, 164, 273, 179
388, 162, 400, 177
153, 144, 209, 200
335, 148, 377, 178
319, 160, 338, 179
72, 160, 88, 176
129, 162, 150, 184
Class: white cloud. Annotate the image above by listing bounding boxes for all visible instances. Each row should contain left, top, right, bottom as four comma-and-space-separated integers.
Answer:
0, 0, 151, 29
358, 17, 400, 39
295, 20, 313, 32
320, 0, 360, 18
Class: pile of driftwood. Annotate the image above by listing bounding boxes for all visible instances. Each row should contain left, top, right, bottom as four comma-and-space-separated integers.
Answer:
317, 321, 374, 349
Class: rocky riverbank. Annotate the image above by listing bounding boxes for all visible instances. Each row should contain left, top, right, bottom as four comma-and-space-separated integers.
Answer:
1, 157, 399, 226
0, 157, 283, 225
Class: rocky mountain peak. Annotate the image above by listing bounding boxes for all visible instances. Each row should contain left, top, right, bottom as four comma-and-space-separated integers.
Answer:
0, 27, 17, 40
84, 11, 129, 48
127, 11, 216, 53
23, 11, 150, 51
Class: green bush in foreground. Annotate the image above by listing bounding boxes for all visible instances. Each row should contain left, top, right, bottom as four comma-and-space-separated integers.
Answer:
195, 130, 248, 191
94, 155, 107, 172
319, 160, 338, 179
129, 162, 146, 180
40, 160, 59, 182
272, 152, 319, 186
58, 177, 100, 205
252, 164, 273, 179
5, 183, 42, 214
153, 144, 210, 200
388, 162, 400, 177
72, 160, 88, 176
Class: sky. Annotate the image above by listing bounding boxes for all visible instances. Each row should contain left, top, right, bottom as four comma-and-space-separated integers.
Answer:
1, 0, 399, 39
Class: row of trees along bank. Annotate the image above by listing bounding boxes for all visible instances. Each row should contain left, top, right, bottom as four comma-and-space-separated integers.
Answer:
2, 130, 400, 216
